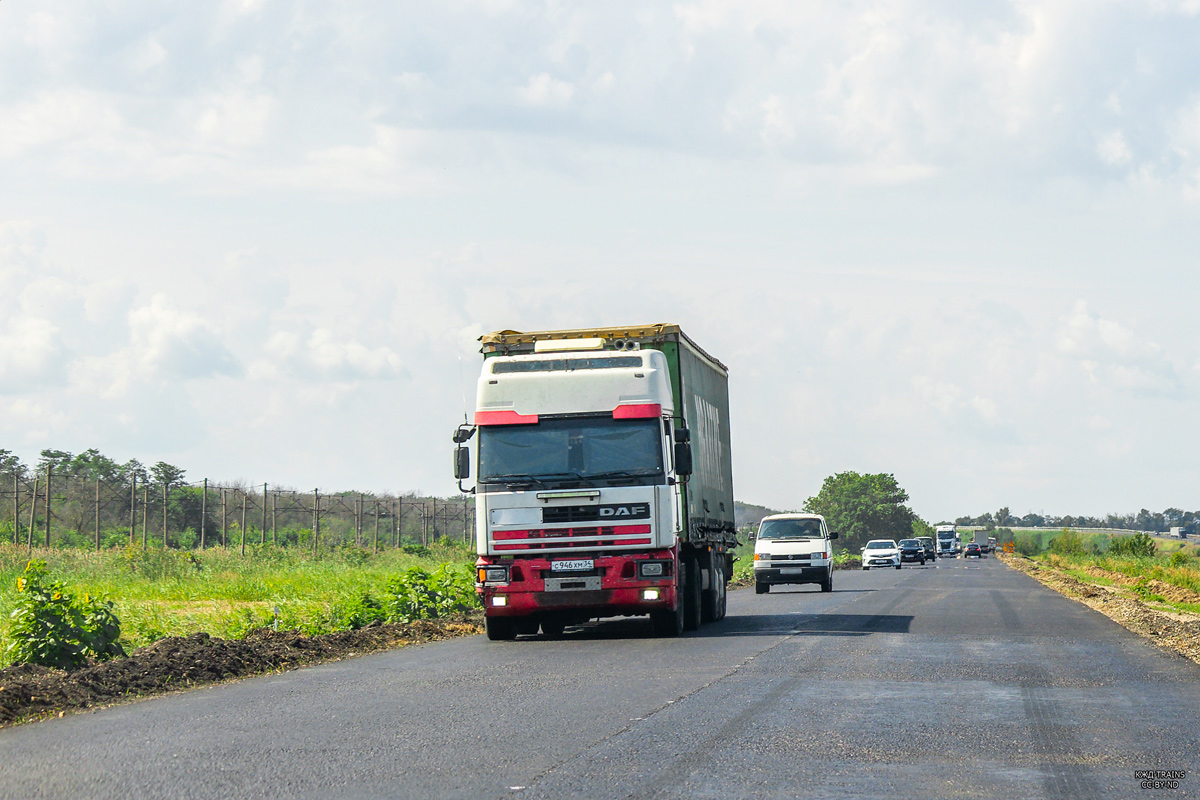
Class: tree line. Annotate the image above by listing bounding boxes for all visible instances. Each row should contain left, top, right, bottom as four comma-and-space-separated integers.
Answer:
951, 507, 1199, 534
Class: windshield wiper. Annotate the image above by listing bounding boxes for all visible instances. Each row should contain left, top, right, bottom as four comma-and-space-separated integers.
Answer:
529, 471, 596, 487
485, 474, 549, 488
581, 468, 662, 480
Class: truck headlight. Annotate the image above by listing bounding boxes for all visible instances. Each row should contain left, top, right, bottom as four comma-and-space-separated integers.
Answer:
478, 566, 509, 583
637, 561, 666, 578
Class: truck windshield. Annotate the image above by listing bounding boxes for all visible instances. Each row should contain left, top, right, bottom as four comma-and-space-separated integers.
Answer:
478, 417, 663, 488
758, 519, 822, 540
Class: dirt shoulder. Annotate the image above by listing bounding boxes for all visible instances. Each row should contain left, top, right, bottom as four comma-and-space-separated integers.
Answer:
999, 553, 1200, 667
0, 615, 482, 727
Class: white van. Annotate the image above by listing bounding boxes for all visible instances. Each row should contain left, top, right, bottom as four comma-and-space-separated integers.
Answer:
753, 513, 838, 594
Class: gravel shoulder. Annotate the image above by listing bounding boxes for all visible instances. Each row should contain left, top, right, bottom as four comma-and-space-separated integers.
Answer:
0, 615, 482, 726
999, 552, 1200, 666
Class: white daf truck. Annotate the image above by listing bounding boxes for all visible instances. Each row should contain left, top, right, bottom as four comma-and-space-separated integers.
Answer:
453, 324, 737, 640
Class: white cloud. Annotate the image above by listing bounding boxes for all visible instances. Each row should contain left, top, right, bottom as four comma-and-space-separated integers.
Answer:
127, 295, 242, 382
1057, 301, 1181, 395
0, 316, 68, 389
517, 73, 576, 108
1097, 130, 1132, 166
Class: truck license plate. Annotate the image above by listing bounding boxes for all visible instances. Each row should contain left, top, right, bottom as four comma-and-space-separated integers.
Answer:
551, 559, 594, 573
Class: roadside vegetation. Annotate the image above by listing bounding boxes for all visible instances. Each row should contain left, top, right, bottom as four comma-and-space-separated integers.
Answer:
0, 541, 477, 670
1000, 528, 1200, 617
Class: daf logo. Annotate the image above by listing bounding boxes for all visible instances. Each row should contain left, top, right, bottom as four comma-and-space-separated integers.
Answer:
598, 503, 650, 519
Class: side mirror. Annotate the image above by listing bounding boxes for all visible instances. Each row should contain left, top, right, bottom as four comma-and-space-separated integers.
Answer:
829, 531, 839, 540
453, 446, 470, 480
673, 441, 692, 477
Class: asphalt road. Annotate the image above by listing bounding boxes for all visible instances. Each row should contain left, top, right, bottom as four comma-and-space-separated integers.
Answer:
1, 556, 1197, 800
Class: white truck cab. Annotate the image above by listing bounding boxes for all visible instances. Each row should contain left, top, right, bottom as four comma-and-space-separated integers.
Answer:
752, 513, 837, 594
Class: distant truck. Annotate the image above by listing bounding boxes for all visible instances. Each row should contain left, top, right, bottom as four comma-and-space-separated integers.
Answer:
454, 324, 737, 640
935, 525, 959, 556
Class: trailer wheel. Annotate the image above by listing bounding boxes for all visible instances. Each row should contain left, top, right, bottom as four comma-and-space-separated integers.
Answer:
700, 551, 720, 624
683, 555, 702, 631
715, 558, 728, 620
485, 616, 517, 641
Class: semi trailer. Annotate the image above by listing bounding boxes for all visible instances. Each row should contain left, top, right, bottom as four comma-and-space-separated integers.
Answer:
452, 324, 737, 640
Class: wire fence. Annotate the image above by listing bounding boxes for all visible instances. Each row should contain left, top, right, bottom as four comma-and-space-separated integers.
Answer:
0, 472, 474, 554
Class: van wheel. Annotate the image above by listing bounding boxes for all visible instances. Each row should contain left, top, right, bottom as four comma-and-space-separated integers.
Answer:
820, 570, 833, 593
755, 581, 768, 594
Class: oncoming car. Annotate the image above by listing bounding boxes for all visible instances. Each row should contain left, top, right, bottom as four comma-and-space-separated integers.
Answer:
753, 514, 839, 594
917, 536, 937, 561
861, 539, 901, 570
898, 539, 926, 565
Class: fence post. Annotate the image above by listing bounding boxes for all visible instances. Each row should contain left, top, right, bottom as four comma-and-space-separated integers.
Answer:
261, 483, 267, 546
200, 478, 208, 549
162, 481, 169, 550
95, 478, 101, 551
312, 489, 320, 554
12, 472, 18, 545
373, 499, 379, 554
240, 490, 247, 556
394, 498, 400, 548
141, 487, 148, 551
27, 478, 37, 551
129, 473, 136, 545
44, 465, 51, 548
271, 490, 277, 545
221, 488, 227, 548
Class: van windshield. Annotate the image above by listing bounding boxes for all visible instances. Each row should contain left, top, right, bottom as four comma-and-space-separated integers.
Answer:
758, 518, 823, 540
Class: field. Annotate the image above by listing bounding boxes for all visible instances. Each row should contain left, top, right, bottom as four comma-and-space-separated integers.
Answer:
0, 542, 477, 668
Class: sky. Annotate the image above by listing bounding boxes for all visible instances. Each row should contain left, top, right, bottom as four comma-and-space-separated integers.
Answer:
1, 1, 1199, 523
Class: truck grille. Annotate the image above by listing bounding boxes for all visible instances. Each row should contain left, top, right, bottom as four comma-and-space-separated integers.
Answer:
492, 524, 652, 551
542, 504, 652, 524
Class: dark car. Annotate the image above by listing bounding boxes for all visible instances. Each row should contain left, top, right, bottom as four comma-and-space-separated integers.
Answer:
898, 539, 926, 565
964, 543, 982, 558
917, 536, 937, 561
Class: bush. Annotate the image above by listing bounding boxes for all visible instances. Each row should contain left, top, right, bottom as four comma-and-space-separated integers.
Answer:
332, 593, 387, 630
1109, 532, 1157, 558
1168, 550, 1192, 567
401, 544, 432, 558
1050, 529, 1085, 556
6, 560, 125, 669
1014, 534, 1042, 557
383, 565, 476, 622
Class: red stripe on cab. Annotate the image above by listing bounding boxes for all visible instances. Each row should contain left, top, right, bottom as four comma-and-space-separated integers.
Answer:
475, 410, 539, 425
613, 403, 662, 419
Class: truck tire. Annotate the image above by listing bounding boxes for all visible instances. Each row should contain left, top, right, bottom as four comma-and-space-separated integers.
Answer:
700, 551, 719, 624
515, 617, 539, 636
650, 599, 684, 637
715, 558, 727, 620
485, 616, 517, 641
540, 618, 566, 638
683, 555, 702, 631
820, 569, 833, 593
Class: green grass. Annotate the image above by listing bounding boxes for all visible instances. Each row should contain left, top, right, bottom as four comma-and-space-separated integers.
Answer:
0, 542, 476, 667
1031, 545, 1200, 616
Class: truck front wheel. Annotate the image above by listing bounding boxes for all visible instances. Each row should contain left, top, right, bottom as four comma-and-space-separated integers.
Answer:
485, 616, 517, 641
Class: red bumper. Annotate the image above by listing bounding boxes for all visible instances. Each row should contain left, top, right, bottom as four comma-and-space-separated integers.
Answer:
476, 551, 677, 618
